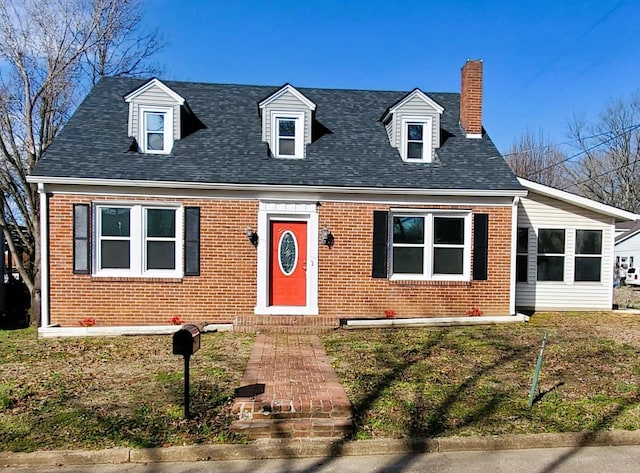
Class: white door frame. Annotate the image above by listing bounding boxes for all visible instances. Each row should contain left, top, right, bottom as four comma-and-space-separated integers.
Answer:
254, 201, 319, 315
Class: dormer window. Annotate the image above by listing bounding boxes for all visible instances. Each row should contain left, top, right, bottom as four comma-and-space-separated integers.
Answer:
140, 107, 173, 154
277, 117, 296, 156
402, 117, 433, 162
259, 84, 315, 160
124, 78, 185, 156
271, 111, 304, 158
380, 89, 442, 164
407, 123, 424, 159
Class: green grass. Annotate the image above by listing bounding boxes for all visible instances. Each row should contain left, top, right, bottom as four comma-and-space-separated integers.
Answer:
0, 330, 254, 452
1, 312, 640, 451
323, 312, 640, 439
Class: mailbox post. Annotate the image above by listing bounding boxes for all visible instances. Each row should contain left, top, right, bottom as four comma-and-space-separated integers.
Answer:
172, 324, 201, 419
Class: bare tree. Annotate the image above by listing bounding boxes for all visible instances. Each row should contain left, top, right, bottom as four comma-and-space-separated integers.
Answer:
83, 0, 164, 84
504, 129, 570, 188
565, 94, 640, 212
0, 0, 164, 326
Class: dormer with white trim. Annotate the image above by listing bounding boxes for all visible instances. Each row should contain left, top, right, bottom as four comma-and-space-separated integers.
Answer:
258, 84, 316, 159
124, 78, 186, 154
380, 88, 444, 163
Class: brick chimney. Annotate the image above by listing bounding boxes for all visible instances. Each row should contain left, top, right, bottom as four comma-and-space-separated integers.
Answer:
460, 59, 483, 138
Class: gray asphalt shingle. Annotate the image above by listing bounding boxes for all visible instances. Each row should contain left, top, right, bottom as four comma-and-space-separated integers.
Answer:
31, 76, 522, 191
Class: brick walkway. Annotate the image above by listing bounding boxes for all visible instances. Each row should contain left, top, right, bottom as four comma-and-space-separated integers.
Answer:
230, 334, 353, 439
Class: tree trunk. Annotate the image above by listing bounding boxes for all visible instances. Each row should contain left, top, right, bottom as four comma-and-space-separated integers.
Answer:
28, 232, 41, 327
29, 280, 40, 327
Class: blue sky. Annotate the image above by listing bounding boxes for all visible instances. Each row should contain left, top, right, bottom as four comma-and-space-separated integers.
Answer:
144, 0, 639, 153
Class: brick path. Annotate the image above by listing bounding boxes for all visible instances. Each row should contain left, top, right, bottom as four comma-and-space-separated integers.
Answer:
230, 334, 353, 439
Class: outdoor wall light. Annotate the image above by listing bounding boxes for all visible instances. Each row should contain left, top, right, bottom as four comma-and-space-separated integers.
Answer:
246, 227, 258, 246
321, 227, 334, 247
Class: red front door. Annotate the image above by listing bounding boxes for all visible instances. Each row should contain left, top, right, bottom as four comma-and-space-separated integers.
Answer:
270, 221, 307, 306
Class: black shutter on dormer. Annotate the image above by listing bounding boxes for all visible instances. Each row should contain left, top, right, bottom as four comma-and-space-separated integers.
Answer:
473, 213, 489, 280
372, 211, 389, 278
73, 204, 91, 274
184, 207, 200, 276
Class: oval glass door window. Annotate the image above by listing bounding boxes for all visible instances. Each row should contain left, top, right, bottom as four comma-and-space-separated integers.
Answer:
278, 230, 298, 276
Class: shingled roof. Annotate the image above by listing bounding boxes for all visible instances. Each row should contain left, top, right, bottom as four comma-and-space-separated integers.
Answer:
30, 76, 523, 192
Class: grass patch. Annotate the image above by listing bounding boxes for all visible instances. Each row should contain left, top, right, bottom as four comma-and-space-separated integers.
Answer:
2, 311, 640, 451
0, 330, 254, 452
323, 312, 640, 439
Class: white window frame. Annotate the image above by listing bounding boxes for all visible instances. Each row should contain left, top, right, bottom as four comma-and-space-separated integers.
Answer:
390, 210, 471, 281
401, 116, 433, 162
139, 106, 173, 154
270, 110, 304, 159
94, 203, 183, 278
574, 229, 603, 283
536, 228, 566, 282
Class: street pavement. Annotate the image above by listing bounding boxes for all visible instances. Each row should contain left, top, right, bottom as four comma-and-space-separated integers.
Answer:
4, 445, 640, 473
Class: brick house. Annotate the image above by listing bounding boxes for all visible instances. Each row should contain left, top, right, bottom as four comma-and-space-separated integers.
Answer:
27, 60, 635, 334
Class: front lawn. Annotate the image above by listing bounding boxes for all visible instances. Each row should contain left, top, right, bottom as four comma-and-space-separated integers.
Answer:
1, 312, 639, 452
0, 329, 254, 452
323, 312, 640, 439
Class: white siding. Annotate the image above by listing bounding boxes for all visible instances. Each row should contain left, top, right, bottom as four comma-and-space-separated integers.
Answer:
391, 94, 441, 149
262, 89, 313, 149
615, 234, 640, 269
128, 83, 181, 140
516, 192, 615, 311
384, 119, 393, 145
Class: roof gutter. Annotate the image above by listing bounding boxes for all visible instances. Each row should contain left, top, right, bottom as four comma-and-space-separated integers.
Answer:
27, 175, 528, 198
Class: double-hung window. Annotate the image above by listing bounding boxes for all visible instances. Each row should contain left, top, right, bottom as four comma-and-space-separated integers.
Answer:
391, 211, 470, 280
271, 111, 304, 158
537, 229, 565, 281
406, 123, 424, 159
402, 117, 433, 162
574, 230, 602, 282
95, 204, 182, 277
277, 118, 296, 156
140, 107, 173, 154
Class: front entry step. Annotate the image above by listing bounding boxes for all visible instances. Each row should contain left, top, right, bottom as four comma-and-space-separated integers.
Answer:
233, 315, 340, 334
231, 418, 353, 440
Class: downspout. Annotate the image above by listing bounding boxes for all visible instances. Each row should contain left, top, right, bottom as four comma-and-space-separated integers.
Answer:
38, 183, 49, 328
510, 195, 520, 315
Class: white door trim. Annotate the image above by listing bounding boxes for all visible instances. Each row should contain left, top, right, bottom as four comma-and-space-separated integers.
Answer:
255, 201, 319, 315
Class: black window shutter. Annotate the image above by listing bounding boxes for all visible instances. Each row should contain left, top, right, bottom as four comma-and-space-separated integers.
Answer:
184, 207, 200, 276
473, 213, 489, 280
372, 211, 389, 278
73, 204, 91, 274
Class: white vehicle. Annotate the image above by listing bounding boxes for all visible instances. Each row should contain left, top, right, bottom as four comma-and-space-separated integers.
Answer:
626, 267, 640, 286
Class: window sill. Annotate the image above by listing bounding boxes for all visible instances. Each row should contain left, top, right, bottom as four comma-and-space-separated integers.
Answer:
389, 279, 471, 286
91, 276, 184, 283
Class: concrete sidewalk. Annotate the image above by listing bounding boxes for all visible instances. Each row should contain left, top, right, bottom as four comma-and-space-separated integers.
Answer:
2, 431, 640, 467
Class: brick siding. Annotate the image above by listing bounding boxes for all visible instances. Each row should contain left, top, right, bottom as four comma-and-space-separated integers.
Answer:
47, 194, 512, 327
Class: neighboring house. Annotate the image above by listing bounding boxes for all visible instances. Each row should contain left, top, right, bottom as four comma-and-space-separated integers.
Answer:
516, 179, 637, 311
615, 221, 640, 270
26, 60, 636, 332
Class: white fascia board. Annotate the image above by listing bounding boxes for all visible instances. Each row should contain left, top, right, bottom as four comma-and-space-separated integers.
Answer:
381, 88, 444, 122
615, 227, 640, 246
518, 177, 640, 222
258, 84, 316, 111
27, 175, 528, 198
124, 78, 185, 105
